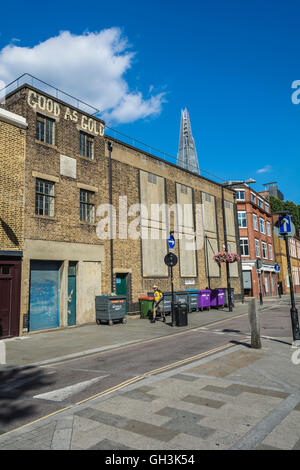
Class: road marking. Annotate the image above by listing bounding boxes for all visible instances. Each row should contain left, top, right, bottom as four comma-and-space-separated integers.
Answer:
0, 375, 144, 439
144, 343, 234, 376
33, 376, 108, 402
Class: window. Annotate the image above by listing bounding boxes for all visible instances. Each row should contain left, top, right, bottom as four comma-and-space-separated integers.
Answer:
261, 241, 268, 259
259, 217, 265, 234
293, 267, 300, 285
266, 221, 271, 237
238, 211, 247, 228
253, 214, 258, 231
80, 131, 94, 159
268, 243, 273, 260
289, 239, 297, 258
36, 114, 55, 145
297, 242, 300, 259
251, 193, 256, 203
235, 190, 245, 200
80, 189, 95, 223
35, 178, 55, 216
258, 199, 264, 209
240, 238, 249, 256
255, 239, 260, 258
265, 203, 269, 213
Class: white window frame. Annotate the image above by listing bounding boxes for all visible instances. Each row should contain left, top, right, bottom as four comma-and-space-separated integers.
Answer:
268, 243, 273, 260
251, 192, 256, 204
240, 238, 249, 257
266, 221, 271, 237
253, 214, 258, 231
261, 241, 268, 259
259, 217, 265, 234
257, 198, 264, 209
265, 203, 269, 213
238, 211, 247, 228
235, 189, 245, 201
255, 239, 260, 258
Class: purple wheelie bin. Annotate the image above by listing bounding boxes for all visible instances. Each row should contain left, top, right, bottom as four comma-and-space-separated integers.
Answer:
198, 290, 211, 311
210, 289, 225, 309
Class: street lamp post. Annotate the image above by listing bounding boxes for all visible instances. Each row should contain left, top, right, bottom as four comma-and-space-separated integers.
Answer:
221, 179, 256, 312
283, 232, 300, 344
221, 185, 233, 312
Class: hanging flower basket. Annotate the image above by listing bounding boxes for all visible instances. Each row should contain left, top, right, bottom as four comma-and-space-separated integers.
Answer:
213, 251, 240, 264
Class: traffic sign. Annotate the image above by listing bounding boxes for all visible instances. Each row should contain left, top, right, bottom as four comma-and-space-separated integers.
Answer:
274, 264, 281, 272
168, 233, 175, 249
279, 215, 292, 234
274, 218, 295, 239
164, 252, 178, 267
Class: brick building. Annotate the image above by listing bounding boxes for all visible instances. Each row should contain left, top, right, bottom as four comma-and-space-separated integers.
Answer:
232, 184, 278, 299
0, 107, 27, 337
272, 214, 300, 295
1, 80, 242, 336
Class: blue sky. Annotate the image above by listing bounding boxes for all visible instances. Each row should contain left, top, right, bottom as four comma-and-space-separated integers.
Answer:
0, 0, 299, 203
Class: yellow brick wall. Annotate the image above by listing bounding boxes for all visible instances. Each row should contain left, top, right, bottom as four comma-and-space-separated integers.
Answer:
0, 120, 25, 251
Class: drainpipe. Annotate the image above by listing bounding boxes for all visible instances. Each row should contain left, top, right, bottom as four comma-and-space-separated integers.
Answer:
107, 141, 114, 293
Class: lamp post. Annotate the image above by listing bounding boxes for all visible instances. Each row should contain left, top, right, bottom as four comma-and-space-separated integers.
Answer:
221, 179, 256, 312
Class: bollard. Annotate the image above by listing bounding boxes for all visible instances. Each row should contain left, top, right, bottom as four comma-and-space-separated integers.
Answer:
248, 298, 262, 349
0, 340, 6, 364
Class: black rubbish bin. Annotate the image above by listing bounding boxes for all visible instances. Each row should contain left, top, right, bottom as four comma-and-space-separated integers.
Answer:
174, 302, 188, 327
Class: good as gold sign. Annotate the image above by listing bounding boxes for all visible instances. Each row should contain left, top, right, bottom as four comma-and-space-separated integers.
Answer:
27, 90, 104, 136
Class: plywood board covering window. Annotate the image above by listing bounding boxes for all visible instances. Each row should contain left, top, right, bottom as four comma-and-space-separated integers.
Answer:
140, 170, 168, 277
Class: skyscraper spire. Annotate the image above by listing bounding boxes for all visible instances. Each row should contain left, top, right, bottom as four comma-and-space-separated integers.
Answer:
177, 108, 200, 175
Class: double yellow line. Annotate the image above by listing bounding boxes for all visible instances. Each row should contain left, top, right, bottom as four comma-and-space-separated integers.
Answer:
0, 341, 234, 439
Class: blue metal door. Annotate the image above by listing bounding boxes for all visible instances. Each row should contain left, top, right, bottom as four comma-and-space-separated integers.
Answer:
29, 261, 60, 331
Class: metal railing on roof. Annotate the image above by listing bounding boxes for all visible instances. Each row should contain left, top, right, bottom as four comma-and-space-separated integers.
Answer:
0, 73, 226, 183
0, 73, 100, 115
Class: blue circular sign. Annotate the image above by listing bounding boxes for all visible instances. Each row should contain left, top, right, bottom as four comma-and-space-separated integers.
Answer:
275, 264, 280, 272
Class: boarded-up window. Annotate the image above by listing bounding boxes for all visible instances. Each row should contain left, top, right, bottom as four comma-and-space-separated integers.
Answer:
205, 237, 220, 277
176, 184, 196, 277
140, 170, 168, 277
224, 200, 236, 237
202, 192, 217, 234
228, 241, 239, 277
202, 192, 219, 278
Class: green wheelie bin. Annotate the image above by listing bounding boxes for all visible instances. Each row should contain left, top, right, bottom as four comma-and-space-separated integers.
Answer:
139, 297, 154, 319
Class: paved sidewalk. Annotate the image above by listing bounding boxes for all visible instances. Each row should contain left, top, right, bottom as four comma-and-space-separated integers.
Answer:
0, 296, 299, 450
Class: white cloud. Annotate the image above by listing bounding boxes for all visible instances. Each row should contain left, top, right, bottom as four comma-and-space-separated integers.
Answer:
0, 29, 166, 124
257, 165, 272, 174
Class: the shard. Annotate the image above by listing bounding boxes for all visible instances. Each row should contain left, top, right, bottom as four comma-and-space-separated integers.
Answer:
177, 108, 200, 175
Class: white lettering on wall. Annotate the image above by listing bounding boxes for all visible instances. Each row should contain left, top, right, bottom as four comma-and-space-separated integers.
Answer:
27, 90, 104, 135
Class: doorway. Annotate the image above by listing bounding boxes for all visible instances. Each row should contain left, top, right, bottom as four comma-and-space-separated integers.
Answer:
68, 262, 77, 326
115, 273, 128, 313
0, 260, 21, 338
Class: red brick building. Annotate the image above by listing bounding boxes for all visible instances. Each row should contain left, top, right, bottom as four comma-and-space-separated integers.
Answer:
233, 184, 278, 299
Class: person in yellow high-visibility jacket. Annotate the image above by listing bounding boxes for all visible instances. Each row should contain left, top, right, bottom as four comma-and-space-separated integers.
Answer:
151, 285, 166, 323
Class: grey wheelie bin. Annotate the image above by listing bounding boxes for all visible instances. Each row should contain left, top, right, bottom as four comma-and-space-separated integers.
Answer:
95, 295, 127, 325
